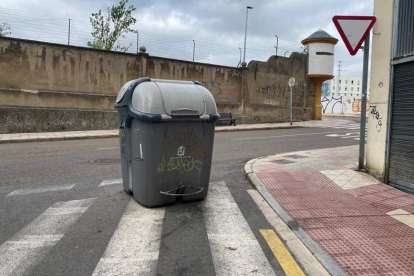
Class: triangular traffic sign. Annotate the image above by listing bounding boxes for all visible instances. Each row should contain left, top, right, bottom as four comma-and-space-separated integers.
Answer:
332, 16, 376, 56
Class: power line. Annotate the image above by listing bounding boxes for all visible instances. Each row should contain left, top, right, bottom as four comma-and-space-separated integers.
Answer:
0, 6, 303, 66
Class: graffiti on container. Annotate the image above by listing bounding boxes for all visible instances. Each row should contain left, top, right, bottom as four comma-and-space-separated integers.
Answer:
177, 145, 185, 157
263, 99, 280, 106
164, 129, 205, 158
321, 96, 343, 113
157, 156, 202, 174
370, 106, 382, 132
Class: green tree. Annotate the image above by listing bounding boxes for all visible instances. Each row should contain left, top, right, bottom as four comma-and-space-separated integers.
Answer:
0, 22, 11, 37
87, 0, 136, 52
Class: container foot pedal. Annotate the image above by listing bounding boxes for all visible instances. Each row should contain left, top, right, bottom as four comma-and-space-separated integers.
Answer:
160, 185, 203, 196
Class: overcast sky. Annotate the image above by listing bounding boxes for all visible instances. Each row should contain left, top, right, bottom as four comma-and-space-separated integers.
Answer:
1, 0, 373, 76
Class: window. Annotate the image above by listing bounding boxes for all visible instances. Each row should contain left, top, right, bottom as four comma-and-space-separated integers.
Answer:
351, 80, 354, 85
351, 94, 353, 97
339, 86, 341, 91
345, 80, 348, 84
357, 87, 360, 92
339, 80, 342, 84
345, 87, 348, 91
357, 81, 360, 85
332, 86, 335, 90
344, 93, 347, 96
351, 87, 354, 91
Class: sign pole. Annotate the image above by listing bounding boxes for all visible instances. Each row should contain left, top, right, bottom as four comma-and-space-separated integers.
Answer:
359, 35, 370, 170
288, 77, 295, 126
290, 86, 293, 125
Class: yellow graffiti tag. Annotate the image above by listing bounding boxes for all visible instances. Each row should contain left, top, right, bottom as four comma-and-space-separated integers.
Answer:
157, 156, 202, 174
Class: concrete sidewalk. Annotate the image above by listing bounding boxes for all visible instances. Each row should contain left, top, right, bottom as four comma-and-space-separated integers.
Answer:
246, 145, 414, 276
0, 118, 354, 144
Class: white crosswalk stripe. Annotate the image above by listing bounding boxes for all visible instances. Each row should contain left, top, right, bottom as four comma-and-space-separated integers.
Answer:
1, 181, 278, 275
7, 183, 76, 196
203, 181, 275, 275
92, 199, 165, 276
321, 124, 368, 141
99, 179, 122, 187
321, 123, 365, 130
0, 198, 95, 276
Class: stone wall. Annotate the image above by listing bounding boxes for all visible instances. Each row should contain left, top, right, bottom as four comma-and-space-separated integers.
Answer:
0, 37, 315, 133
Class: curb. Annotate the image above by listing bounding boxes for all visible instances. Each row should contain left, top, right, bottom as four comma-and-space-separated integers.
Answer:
0, 134, 119, 144
0, 125, 305, 144
215, 125, 305, 132
245, 157, 346, 276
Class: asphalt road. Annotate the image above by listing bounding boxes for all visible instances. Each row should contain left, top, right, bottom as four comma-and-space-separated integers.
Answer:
0, 118, 361, 275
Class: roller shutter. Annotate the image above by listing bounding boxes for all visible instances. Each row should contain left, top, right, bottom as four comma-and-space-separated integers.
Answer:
389, 61, 414, 191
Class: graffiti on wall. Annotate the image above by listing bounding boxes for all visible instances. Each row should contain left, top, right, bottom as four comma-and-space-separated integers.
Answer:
322, 96, 370, 114
370, 106, 383, 132
256, 85, 290, 99
256, 81, 308, 99
352, 99, 370, 113
263, 99, 280, 106
90, 73, 98, 85
321, 96, 343, 113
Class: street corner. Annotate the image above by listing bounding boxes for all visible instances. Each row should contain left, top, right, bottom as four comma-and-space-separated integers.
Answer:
247, 146, 414, 276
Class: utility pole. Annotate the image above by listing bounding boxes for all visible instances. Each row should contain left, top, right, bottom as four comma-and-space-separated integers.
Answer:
243, 6, 253, 63
68, 19, 71, 45
359, 36, 370, 170
274, 35, 278, 56
336, 60, 346, 92
193, 40, 195, 62
136, 31, 139, 53
336, 60, 346, 114
237, 47, 242, 67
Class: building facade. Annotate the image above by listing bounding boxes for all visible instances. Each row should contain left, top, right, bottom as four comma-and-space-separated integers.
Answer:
367, 0, 414, 192
329, 76, 370, 98
321, 80, 331, 97
321, 76, 370, 115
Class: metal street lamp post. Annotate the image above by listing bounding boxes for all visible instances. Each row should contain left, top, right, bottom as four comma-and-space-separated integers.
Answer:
274, 35, 278, 56
243, 6, 253, 63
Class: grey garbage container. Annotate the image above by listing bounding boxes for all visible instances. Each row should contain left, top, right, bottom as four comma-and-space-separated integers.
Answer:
114, 78, 219, 207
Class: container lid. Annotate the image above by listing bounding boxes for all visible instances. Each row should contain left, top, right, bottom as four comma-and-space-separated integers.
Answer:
116, 80, 134, 103
129, 79, 217, 117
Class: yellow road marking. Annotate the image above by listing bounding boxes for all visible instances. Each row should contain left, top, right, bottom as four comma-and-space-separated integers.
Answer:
260, 229, 305, 276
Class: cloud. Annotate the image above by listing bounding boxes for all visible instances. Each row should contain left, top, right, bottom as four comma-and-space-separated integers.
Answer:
0, 0, 373, 75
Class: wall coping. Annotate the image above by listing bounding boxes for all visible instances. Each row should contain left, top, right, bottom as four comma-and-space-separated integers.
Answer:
0, 37, 241, 71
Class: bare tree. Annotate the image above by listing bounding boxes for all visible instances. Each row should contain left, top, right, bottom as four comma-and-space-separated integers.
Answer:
87, 0, 136, 52
0, 22, 11, 37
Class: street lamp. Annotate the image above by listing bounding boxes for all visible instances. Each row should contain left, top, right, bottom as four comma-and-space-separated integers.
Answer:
243, 6, 253, 64
274, 35, 278, 56
284, 50, 289, 57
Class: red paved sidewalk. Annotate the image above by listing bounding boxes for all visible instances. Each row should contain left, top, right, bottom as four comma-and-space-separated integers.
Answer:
246, 146, 414, 276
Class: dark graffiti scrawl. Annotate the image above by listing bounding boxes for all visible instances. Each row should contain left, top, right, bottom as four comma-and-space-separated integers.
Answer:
370, 106, 383, 132
321, 96, 343, 113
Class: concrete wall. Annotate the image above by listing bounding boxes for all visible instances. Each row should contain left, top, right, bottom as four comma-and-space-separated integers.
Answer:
0, 37, 315, 133
245, 54, 315, 122
366, 0, 394, 179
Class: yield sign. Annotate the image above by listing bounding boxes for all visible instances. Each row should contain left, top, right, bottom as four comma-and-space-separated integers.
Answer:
332, 16, 376, 56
